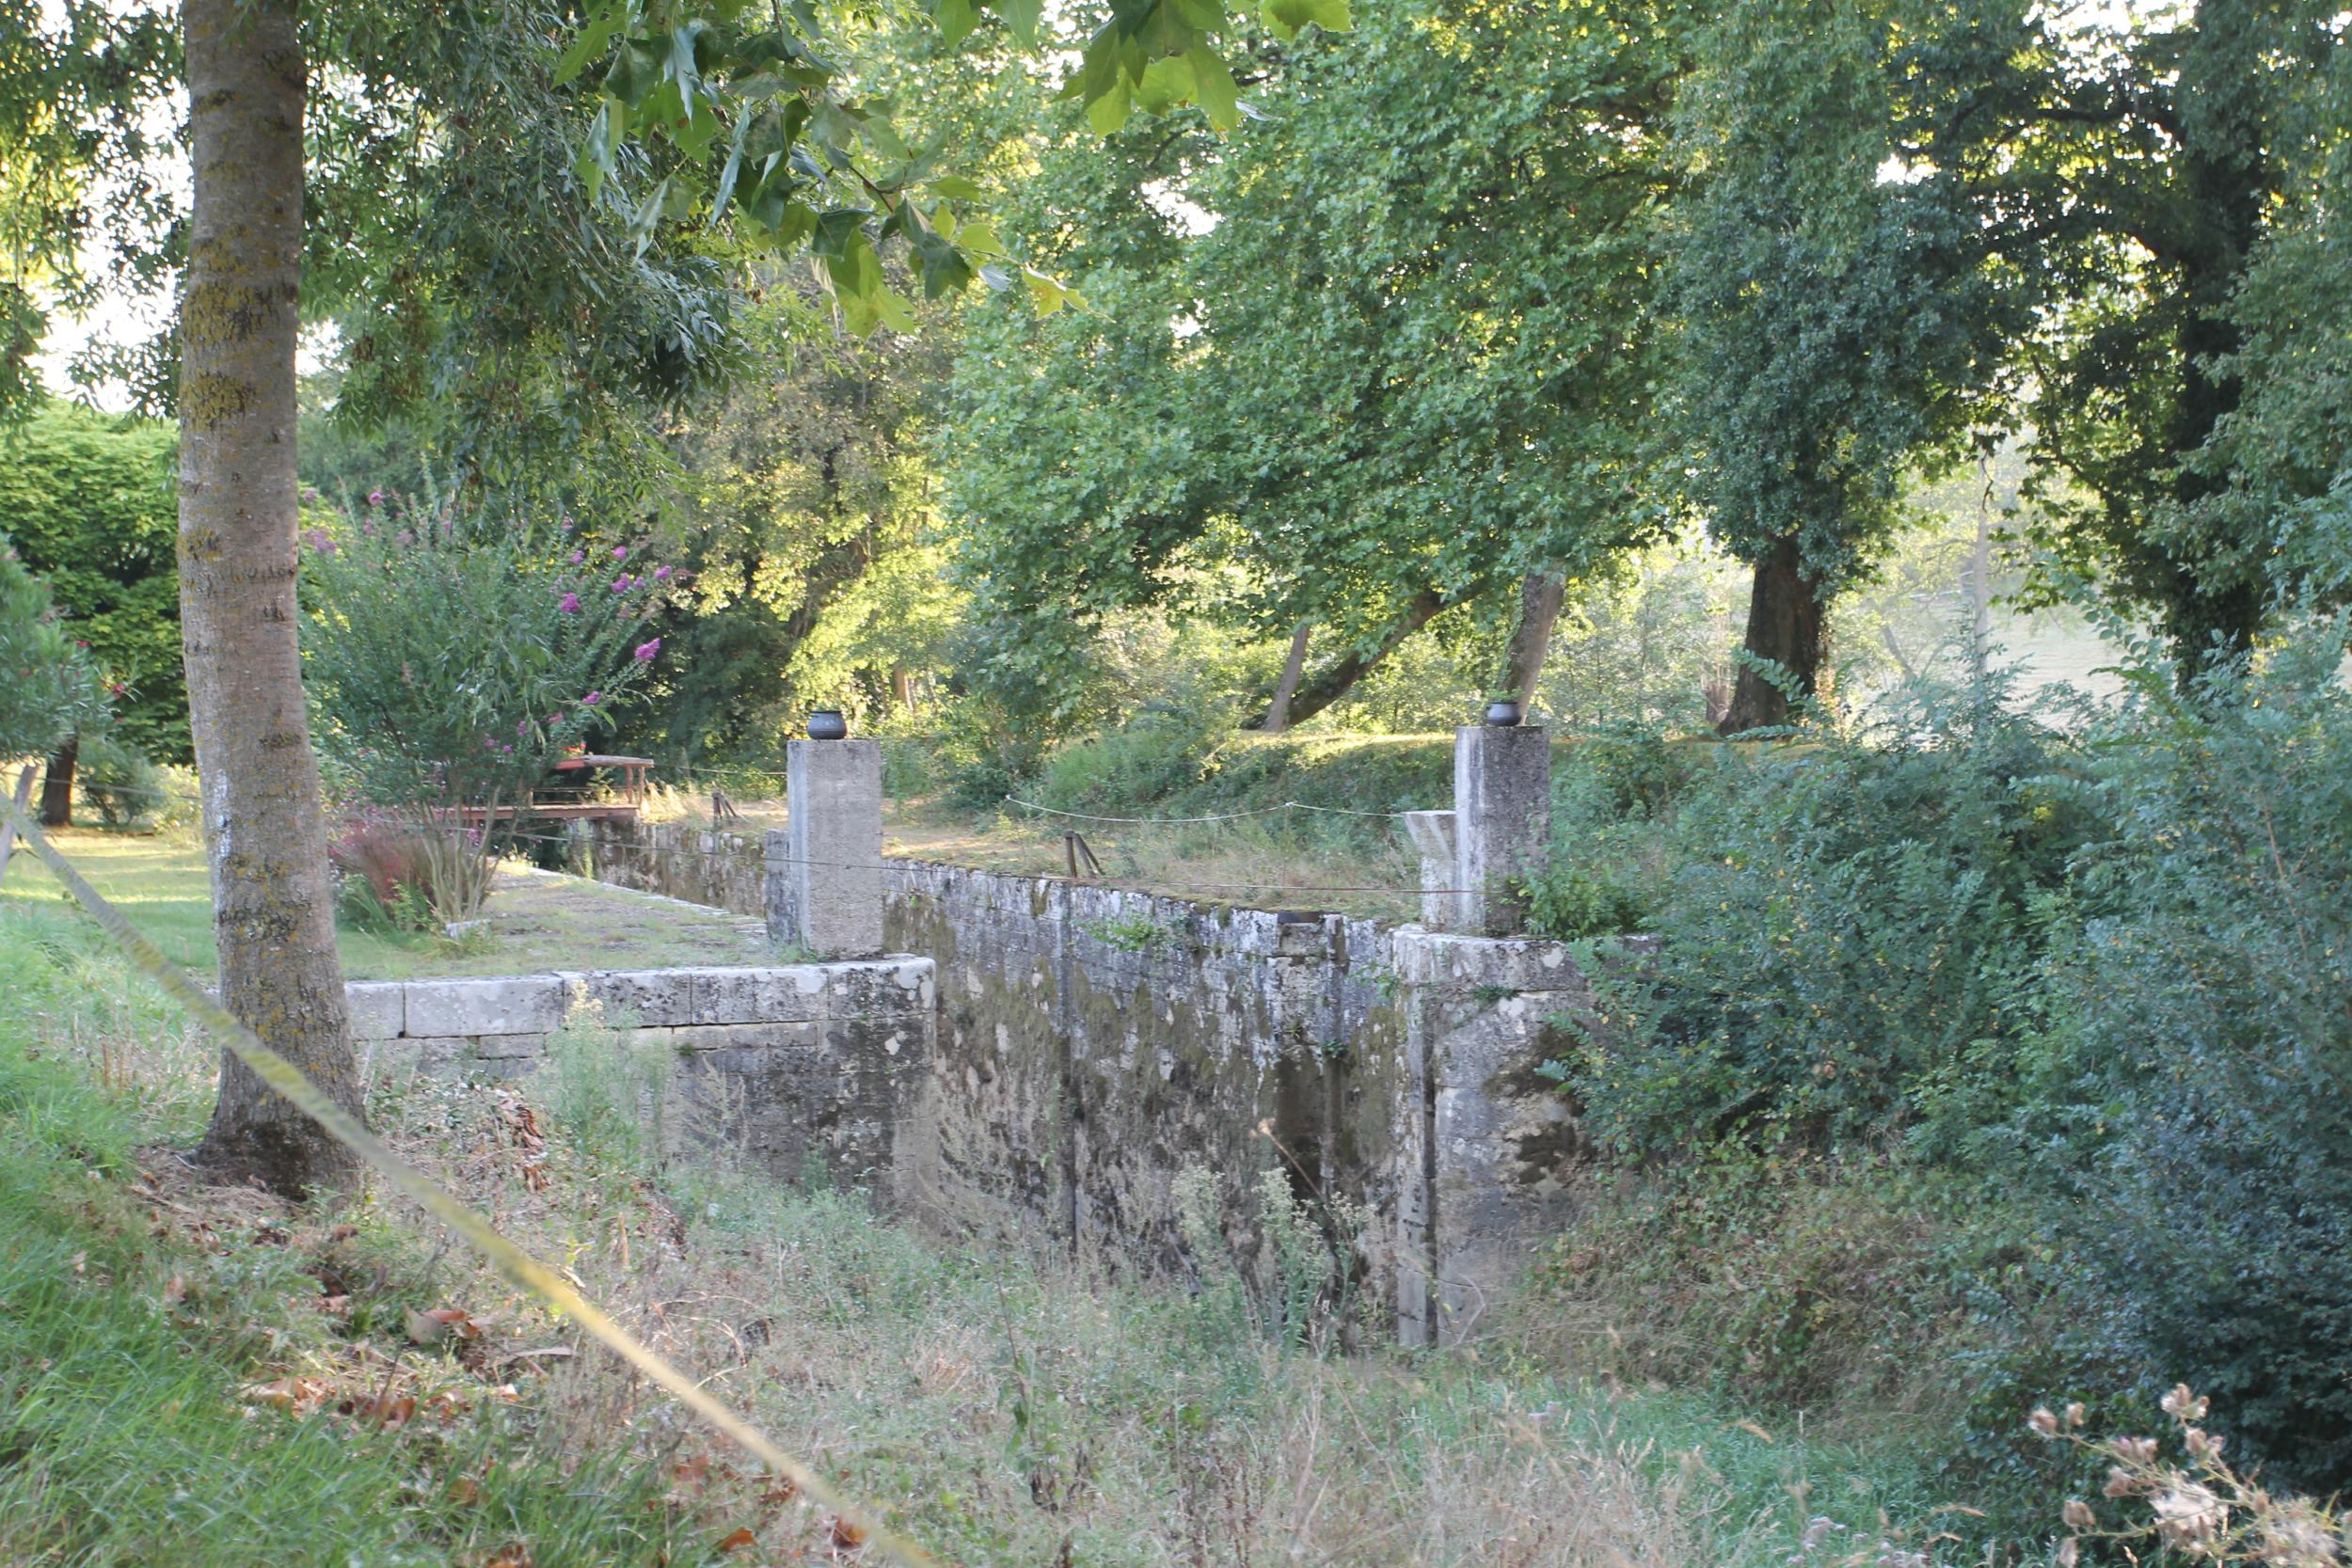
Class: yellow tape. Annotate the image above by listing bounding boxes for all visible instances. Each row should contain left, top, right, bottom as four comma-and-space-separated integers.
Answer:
3, 802, 938, 1568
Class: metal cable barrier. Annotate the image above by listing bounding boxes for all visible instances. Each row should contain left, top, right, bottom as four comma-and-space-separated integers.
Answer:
0, 797, 940, 1568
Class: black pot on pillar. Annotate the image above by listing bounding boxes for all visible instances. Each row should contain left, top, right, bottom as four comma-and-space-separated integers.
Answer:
806, 708, 849, 740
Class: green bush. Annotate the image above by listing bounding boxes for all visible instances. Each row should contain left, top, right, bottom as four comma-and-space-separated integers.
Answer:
2012, 620, 2352, 1494
1518, 836, 1658, 939
1565, 673, 2090, 1155
75, 735, 167, 830
1553, 625, 2352, 1499
0, 531, 108, 761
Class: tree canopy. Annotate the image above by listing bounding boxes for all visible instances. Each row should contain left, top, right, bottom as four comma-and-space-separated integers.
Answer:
945, 0, 1691, 731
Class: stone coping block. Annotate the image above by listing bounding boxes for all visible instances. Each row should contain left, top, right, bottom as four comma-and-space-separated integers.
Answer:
348, 959, 935, 1041
404, 975, 564, 1038
344, 980, 405, 1041
1391, 928, 1590, 993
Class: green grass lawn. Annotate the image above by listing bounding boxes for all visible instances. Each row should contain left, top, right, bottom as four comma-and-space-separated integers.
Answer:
1, 827, 768, 981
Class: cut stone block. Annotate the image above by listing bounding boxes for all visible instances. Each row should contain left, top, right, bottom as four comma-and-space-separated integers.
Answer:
344, 981, 406, 1040
472, 1031, 548, 1060
403, 975, 564, 1038
1399, 810, 1460, 931
1453, 725, 1552, 937
768, 738, 884, 958
579, 968, 697, 1028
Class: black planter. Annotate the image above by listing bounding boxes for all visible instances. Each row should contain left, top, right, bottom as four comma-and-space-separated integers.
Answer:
1484, 700, 1523, 727
806, 708, 849, 740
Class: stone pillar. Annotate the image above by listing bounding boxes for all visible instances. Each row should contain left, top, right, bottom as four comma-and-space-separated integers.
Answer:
766, 738, 884, 958
1399, 810, 1459, 931
1452, 724, 1550, 937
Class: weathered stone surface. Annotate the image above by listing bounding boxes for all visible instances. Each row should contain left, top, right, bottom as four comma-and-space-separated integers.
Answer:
770, 738, 885, 958
1453, 724, 1552, 936
1399, 810, 1460, 931
345, 980, 405, 1041
1392, 928, 1590, 1346
472, 1031, 548, 1060
579, 968, 698, 1028
558, 818, 767, 916
404, 975, 564, 1038
672, 1021, 827, 1053
529, 777, 1615, 1349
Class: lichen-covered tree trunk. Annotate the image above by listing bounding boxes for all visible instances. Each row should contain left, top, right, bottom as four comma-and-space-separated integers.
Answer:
181, 0, 361, 1196
1718, 535, 1825, 735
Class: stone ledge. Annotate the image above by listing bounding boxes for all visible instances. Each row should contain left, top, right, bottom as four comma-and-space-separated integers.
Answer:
1390, 928, 1592, 992
347, 959, 937, 1042
404, 975, 564, 1038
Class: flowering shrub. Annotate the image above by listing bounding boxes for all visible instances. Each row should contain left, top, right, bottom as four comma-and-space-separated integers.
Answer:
303, 499, 673, 917
2036, 1387, 2347, 1567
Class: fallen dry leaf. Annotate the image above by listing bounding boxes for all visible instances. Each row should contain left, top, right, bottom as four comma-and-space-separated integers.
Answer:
405, 1306, 483, 1345
317, 1293, 351, 1318
827, 1516, 866, 1551
328, 1223, 358, 1242
716, 1528, 758, 1553
483, 1544, 532, 1568
243, 1376, 330, 1416
448, 1476, 482, 1506
360, 1392, 416, 1429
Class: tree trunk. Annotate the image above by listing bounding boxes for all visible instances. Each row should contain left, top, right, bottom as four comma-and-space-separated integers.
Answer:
182, 0, 361, 1197
1260, 623, 1312, 734
1495, 571, 1565, 710
1968, 457, 1994, 681
1718, 536, 1826, 735
2155, 0, 2268, 675
40, 735, 75, 827
1252, 588, 1449, 731
890, 665, 914, 716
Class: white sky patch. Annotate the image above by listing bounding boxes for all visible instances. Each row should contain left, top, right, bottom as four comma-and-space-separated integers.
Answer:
1140, 178, 1218, 236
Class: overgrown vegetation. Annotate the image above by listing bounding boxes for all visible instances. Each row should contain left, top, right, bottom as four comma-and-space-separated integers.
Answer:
3, 866, 1980, 1567
1518, 615, 2352, 1518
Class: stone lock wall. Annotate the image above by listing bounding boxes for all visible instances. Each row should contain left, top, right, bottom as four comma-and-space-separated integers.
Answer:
346, 962, 935, 1200
551, 820, 1604, 1345
562, 819, 769, 917
878, 863, 1596, 1348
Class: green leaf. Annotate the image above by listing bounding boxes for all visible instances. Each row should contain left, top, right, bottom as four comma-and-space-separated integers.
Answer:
706, 103, 753, 220
608, 39, 663, 105
1261, 0, 1349, 40
1187, 45, 1240, 131
812, 206, 870, 260
575, 100, 621, 201
930, 174, 985, 201
1023, 264, 1083, 315
555, 0, 626, 85
995, 0, 1043, 45
1136, 53, 1198, 116
1086, 76, 1134, 136
936, 0, 979, 48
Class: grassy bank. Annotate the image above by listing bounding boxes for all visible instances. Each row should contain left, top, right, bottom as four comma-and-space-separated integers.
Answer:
0, 848, 1987, 1567
0, 826, 767, 978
